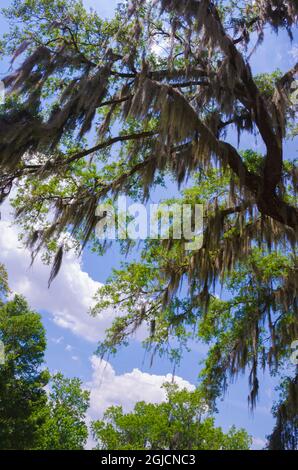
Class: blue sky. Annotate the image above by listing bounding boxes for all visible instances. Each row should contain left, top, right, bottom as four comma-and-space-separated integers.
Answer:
0, 0, 297, 450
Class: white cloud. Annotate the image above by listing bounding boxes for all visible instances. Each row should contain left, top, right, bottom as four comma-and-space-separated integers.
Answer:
252, 437, 266, 450
86, 355, 194, 422
0, 200, 119, 343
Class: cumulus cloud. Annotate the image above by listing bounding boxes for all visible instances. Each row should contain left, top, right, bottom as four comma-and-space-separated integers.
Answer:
0, 200, 118, 342
86, 355, 194, 421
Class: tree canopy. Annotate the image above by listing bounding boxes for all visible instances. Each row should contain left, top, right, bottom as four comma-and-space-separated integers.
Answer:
0, 0, 297, 254
92, 384, 252, 450
37, 373, 90, 450
0, 0, 297, 450
0, 294, 49, 449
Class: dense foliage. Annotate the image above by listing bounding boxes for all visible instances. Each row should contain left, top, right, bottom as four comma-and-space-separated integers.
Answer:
0, 294, 49, 449
92, 384, 251, 450
37, 373, 90, 450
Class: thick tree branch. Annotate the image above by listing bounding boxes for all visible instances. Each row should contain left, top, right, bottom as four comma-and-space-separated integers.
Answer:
55, 131, 158, 166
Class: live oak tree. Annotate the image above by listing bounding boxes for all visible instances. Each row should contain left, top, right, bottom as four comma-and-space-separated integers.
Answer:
92, 384, 252, 450
0, 0, 297, 232
92, 172, 297, 450
0, 0, 297, 449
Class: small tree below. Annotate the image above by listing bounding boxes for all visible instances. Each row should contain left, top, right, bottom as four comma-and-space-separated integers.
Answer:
37, 373, 90, 450
91, 384, 252, 450
0, 295, 49, 450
